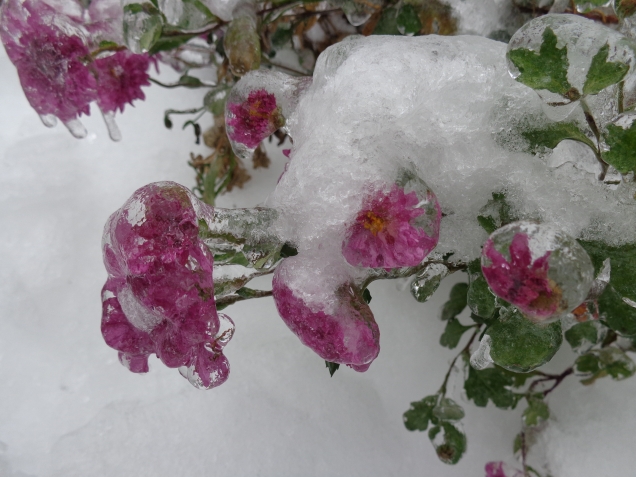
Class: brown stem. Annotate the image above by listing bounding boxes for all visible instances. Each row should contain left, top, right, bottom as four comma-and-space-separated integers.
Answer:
216, 289, 273, 308
438, 327, 481, 396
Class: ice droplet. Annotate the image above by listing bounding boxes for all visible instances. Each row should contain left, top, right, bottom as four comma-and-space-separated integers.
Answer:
101, 109, 122, 142
410, 263, 449, 302
39, 114, 57, 128
63, 118, 87, 139
470, 334, 493, 370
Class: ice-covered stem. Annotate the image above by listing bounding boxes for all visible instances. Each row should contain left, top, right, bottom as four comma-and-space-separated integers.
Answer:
360, 258, 467, 290
216, 287, 273, 309
438, 327, 481, 397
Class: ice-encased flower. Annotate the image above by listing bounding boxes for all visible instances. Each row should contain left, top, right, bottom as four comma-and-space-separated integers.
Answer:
272, 257, 380, 371
482, 232, 558, 318
226, 89, 285, 149
0, 0, 97, 123
93, 50, 153, 114
485, 461, 523, 477
342, 185, 440, 269
101, 182, 233, 389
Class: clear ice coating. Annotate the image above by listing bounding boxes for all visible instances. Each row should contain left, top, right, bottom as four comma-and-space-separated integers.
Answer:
225, 70, 312, 160
410, 263, 449, 303
223, 1, 260, 77
481, 221, 595, 322
470, 335, 494, 370
101, 182, 235, 389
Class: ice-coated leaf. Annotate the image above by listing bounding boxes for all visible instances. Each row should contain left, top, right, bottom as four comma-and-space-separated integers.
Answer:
598, 285, 636, 336
579, 240, 636, 301
403, 395, 438, 431
440, 318, 472, 349
464, 365, 522, 409
523, 395, 550, 427
440, 283, 468, 321
432, 397, 465, 421
411, 263, 449, 303
521, 121, 596, 154
467, 260, 497, 321
477, 193, 518, 234
565, 321, 604, 353
576, 347, 636, 384
583, 44, 629, 95
396, 4, 422, 36
487, 308, 563, 373
602, 118, 636, 174
508, 27, 573, 97
428, 421, 466, 465
372, 7, 400, 35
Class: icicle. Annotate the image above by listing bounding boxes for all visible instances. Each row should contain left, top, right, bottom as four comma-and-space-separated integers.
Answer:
39, 114, 57, 128
101, 109, 122, 141
62, 118, 87, 138
470, 335, 493, 370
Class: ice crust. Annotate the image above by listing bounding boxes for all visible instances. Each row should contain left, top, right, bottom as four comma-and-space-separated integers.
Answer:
262, 34, 636, 310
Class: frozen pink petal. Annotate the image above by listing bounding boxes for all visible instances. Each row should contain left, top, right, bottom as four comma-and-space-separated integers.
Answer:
272, 258, 380, 369
0, 0, 97, 122
485, 461, 524, 477
94, 50, 152, 113
227, 89, 284, 149
342, 185, 440, 269
482, 233, 559, 319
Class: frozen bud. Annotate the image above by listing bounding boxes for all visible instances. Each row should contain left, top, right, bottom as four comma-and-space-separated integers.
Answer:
225, 70, 312, 159
342, 177, 441, 270
272, 256, 380, 370
481, 221, 594, 322
101, 182, 235, 389
223, 1, 260, 77
485, 461, 524, 477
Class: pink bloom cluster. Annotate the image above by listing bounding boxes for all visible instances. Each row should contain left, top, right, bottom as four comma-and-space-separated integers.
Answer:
343, 185, 441, 270
0, 0, 151, 133
482, 233, 560, 320
226, 89, 285, 149
101, 182, 233, 389
272, 257, 380, 371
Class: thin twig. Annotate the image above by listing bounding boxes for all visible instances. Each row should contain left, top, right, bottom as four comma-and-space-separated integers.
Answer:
438, 327, 481, 396
216, 289, 273, 308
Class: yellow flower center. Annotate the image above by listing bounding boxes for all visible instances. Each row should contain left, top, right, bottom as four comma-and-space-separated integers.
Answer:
363, 211, 385, 236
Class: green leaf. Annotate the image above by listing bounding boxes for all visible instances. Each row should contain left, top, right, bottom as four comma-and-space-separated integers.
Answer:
488, 308, 563, 373
279, 243, 298, 258
523, 396, 550, 427
271, 24, 293, 47
579, 240, 636, 301
477, 192, 519, 234
467, 260, 497, 321
508, 27, 574, 97
203, 85, 231, 116
396, 4, 422, 36
98, 40, 120, 49
177, 74, 206, 88
521, 121, 596, 154
440, 318, 472, 349
598, 285, 636, 337
440, 283, 468, 321
464, 365, 522, 409
564, 321, 604, 353
602, 119, 636, 174
583, 44, 629, 95
432, 397, 465, 421
576, 347, 636, 384
403, 395, 438, 431
325, 361, 340, 377
372, 7, 400, 35
428, 421, 467, 465
362, 288, 372, 304
149, 33, 197, 54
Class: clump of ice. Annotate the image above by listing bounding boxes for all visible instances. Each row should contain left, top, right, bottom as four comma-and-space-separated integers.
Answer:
256, 34, 636, 306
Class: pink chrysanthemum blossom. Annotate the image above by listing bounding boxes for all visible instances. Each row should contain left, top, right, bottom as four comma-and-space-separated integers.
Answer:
226, 89, 284, 149
0, 0, 97, 122
342, 185, 440, 269
101, 182, 233, 389
93, 50, 152, 113
272, 257, 380, 371
485, 461, 524, 477
482, 233, 561, 320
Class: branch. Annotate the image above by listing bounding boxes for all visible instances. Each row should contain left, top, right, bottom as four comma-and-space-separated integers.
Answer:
438, 327, 481, 396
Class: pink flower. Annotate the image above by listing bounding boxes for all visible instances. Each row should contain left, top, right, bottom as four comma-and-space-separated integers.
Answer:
101, 182, 233, 389
226, 89, 284, 149
272, 257, 380, 370
93, 50, 152, 114
482, 233, 560, 319
342, 185, 440, 269
0, 0, 96, 122
485, 461, 524, 477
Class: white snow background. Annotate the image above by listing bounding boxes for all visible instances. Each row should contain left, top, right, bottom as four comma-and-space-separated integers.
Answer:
0, 43, 635, 477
